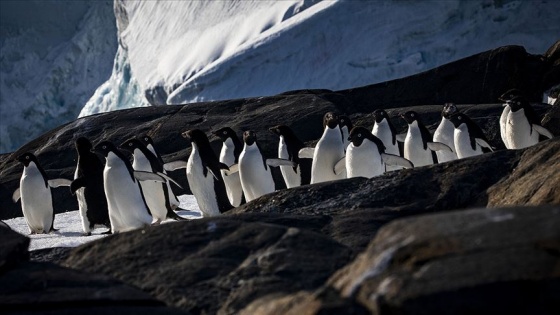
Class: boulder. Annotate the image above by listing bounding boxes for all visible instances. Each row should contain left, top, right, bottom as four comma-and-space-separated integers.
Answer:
63, 218, 353, 315
0, 226, 29, 273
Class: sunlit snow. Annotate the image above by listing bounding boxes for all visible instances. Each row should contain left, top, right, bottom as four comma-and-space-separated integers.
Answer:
4, 195, 201, 251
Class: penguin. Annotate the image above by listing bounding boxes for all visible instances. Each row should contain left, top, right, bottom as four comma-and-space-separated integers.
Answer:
93, 141, 162, 233
449, 113, 494, 159
309, 112, 347, 183
501, 95, 553, 149
12, 152, 71, 234
345, 127, 413, 179
433, 103, 459, 163
238, 130, 277, 201
401, 111, 452, 167
71, 137, 111, 235
139, 135, 181, 210
120, 138, 185, 223
339, 115, 353, 149
372, 109, 401, 171
498, 89, 523, 149
179, 129, 233, 216
269, 125, 312, 188
213, 127, 245, 207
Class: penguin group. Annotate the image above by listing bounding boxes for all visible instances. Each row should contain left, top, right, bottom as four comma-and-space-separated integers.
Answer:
11, 88, 554, 235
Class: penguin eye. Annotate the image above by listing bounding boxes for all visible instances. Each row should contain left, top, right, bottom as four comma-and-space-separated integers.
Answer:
458, 116, 462, 120
411, 113, 415, 117
26, 156, 30, 160
129, 143, 133, 146
358, 133, 362, 137
144, 137, 148, 141
223, 131, 227, 135
102, 145, 107, 150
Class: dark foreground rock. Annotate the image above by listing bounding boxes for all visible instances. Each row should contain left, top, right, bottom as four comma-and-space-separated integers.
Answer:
1, 44, 558, 220
0, 226, 189, 314
240, 206, 560, 315
63, 218, 352, 315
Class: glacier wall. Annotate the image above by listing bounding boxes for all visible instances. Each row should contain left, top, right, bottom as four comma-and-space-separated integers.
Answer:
0, 0, 117, 153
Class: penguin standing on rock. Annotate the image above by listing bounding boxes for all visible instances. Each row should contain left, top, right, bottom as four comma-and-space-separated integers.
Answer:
174, 129, 232, 216
500, 95, 553, 149
139, 135, 181, 210
238, 130, 277, 201
71, 137, 110, 235
307, 112, 346, 183
345, 127, 413, 179
93, 141, 160, 233
449, 113, 494, 159
372, 109, 401, 171
269, 125, 311, 188
401, 111, 452, 167
12, 153, 71, 234
213, 127, 245, 207
433, 103, 459, 163
120, 138, 185, 223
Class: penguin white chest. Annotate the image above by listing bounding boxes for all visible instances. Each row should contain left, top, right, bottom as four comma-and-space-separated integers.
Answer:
278, 136, 300, 188
433, 118, 458, 163
239, 144, 274, 201
187, 145, 220, 217
219, 139, 243, 207
346, 140, 384, 178
454, 124, 482, 158
20, 162, 53, 233
372, 120, 398, 155
404, 121, 433, 167
311, 127, 346, 183
505, 109, 538, 149
132, 149, 167, 222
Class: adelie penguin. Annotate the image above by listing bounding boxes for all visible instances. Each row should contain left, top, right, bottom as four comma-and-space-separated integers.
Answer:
372, 109, 401, 171
300, 112, 346, 183
400, 111, 452, 167
344, 127, 413, 179
433, 103, 459, 163
120, 138, 185, 224
71, 137, 111, 235
139, 135, 181, 210
12, 152, 71, 234
93, 141, 167, 233
499, 94, 553, 149
213, 127, 245, 207
449, 113, 494, 159
269, 125, 311, 188
166, 129, 233, 217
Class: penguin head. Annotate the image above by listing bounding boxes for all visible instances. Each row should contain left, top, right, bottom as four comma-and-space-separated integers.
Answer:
16, 152, 38, 167
508, 96, 529, 112
449, 113, 467, 128
93, 141, 118, 157
401, 111, 419, 124
75, 137, 93, 154
442, 103, 458, 119
323, 112, 339, 129
139, 135, 155, 146
182, 129, 209, 146
373, 109, 389, 123
213, 127, 237, 142
339, 115, 353, 131
120, 138, 144, 153
499, 88, 524, 102
269, 125, 291, 137
348, 126, 370, 147
243, 130, 257, 145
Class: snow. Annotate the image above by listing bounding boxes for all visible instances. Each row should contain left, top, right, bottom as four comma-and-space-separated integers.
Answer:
4, 195, 201, 251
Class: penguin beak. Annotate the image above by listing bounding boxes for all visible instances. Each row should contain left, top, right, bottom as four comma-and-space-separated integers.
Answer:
268, 127, 279, 135
181, 131, 189, 139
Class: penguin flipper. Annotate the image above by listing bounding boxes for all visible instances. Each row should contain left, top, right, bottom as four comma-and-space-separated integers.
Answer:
396, 133, 407, 142
48, 178, 72, 188
475, 138, 494, 152
266, 158, 297, 168
70, 177, 86, 195
333, 157, 346, 176
164, 160, 188, 171
12, 188, 21, 203
134, 171, 166, 182
156, 172, 183, 189
381, 153, 414, 169
427, 142, 453, 152
224, 164, 239, 176
298, 147, 315, 159
532, 125, 553, 139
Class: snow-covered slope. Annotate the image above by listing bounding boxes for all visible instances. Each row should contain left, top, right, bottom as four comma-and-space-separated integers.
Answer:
0, 0, 117, 153
84, 0, 560, 114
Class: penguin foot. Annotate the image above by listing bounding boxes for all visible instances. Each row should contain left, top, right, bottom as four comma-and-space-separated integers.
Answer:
101, 230, 112, 235
82, 232, 92, 236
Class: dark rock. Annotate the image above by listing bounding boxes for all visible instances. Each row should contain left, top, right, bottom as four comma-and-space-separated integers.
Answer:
329, 205, 560, 315
0, 261, 188, 314
63, 218, 352, 315
29, 247, 73, 264
542, 103, 560, 135
0, 226, 29, 273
